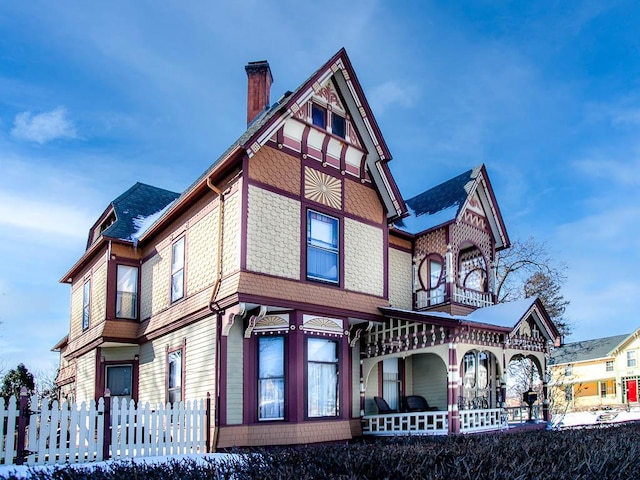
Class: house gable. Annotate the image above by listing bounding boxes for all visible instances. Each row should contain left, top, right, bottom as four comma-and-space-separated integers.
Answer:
243, 49, 406, 222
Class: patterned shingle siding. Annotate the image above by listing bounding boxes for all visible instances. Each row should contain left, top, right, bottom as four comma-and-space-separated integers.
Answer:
91, 261, 107, 326
138, 315, 216, 405
221, 187, 241, 276
344, 218, 383, 297
140, 244, 171, 319
186, 207, 218, 296
246, 185, 301, 280
75, 351, 96, 403
248, 145, 301, 195
388, 248, 413, 309
344, 179, 384, 224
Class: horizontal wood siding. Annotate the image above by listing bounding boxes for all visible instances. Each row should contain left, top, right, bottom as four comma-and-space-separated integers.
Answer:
411, 354, 448, 411
75, 351, 96, 403
226, 316, 244, 425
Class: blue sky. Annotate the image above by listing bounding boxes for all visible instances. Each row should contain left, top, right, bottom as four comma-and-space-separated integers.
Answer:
1, 0, 639, 376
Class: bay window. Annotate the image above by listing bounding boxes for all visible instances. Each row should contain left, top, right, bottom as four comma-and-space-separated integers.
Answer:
116, 265, 138, 319
307, 337, 339, 417
258, 336, 285, 420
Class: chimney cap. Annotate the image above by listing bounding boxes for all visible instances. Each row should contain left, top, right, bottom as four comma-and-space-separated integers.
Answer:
245, 60, 273, 82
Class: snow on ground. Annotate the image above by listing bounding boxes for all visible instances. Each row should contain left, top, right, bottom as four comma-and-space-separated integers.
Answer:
549, 406, 640, 429
0, 453, 241, 479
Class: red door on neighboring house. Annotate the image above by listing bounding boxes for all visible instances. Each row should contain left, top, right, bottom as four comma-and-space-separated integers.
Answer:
626, 380, 638, 403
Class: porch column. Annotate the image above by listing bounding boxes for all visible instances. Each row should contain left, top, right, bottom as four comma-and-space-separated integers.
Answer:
445, 244, 453, 302
448, 343, 460, 434
359, 359, 365, 416
500, 375, 507, 408
542, 382, 549, 421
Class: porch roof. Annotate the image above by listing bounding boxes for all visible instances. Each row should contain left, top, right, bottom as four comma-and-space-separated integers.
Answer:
379, 305, 513, 333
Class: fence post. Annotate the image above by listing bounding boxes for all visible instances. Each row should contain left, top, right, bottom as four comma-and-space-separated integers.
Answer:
205, 392, 211, 453
102, 389, 111, 461
15, 388, 28, 465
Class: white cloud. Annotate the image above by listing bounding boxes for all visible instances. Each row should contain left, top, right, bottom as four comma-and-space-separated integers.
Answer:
11, 106, 77, 144
369, 81, 418, 115
0, 191, 93, 239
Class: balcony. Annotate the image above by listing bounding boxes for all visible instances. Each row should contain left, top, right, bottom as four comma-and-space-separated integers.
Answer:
415, 284, 493, 310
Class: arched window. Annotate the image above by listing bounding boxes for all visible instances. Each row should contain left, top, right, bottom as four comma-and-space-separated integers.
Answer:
458, 246, 487, 292
418, 254, 445, 305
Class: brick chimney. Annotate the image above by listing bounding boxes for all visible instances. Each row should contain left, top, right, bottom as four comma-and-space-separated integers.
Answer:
245, 60, 273, 126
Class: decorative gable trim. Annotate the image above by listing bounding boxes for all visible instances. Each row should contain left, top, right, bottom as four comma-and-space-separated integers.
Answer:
301, 314, 345, 336
243, 48, 406, 221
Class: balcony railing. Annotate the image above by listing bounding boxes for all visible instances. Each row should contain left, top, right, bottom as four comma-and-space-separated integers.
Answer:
415, 285, 493, 310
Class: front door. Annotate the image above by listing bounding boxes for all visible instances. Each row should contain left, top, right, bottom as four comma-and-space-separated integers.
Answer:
626, 379, 638, 403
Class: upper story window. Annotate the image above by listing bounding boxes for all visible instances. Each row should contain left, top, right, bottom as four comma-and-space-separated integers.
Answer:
307, 337, 339, 418
627, 351, 636, 368
331, 113, 346, 138
82, 279, 91, 331
258, 336, 285, 421
310, 103, 346, 139
606, 360, 614, 372
167, 348, 183, 404
459, 248, 487, 292
171, 237, 185, 302
306, 210, 339, 284
312, 104, 326, 128
564, 365, 573, 376
116, 265, 138, 319
418, 255, 445, 305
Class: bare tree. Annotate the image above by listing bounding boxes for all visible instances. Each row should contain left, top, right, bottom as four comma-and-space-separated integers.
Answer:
495, 237, 566, 302
524, 272, 571, 337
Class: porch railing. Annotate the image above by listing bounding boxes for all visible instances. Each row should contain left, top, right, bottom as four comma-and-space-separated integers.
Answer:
362, 411, 448, 436
459, 408, 507, 433
504, 405, 542, 424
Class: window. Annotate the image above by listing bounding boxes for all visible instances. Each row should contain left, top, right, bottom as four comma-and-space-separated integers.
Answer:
167, 349, 183, 404
258, 336, 285, 420
382, 358, 400, 410
331, 112, 346, 138
307, 337, 339, 417
606, 360, 614, 372
106, 364, 132, 402
306, 210, 339, 283
627, 351, 636, 368
171, 237, 185, 302
419, 256, 445, 305
312, 104, 326, 128
564, 365, 573, 376
600, 380, 615, 397
116, 265, 138, 319
564, 385, 573, 401
82, 280, 91, 331
458, 247, 487, 292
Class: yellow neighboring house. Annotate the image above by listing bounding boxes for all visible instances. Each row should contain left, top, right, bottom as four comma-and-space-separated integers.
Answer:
550, 328, 640, 411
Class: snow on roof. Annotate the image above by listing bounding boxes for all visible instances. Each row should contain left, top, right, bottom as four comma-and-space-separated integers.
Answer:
394, 203, 459, 234
129, 200, 177, 242
466, 297, 537, 328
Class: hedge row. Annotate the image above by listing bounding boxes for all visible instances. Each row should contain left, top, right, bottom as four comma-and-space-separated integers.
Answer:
3, 422, 639, 479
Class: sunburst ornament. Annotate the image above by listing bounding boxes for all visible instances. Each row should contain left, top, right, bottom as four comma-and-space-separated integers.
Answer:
305, 167, 342, 209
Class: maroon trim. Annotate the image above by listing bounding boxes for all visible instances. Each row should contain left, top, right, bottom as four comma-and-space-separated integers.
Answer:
108, 258, 141, 321
388, 242, 412, 254
378, 161, 407, 215
289, 311, 304, 422
478, 165, 511, 249
416, 253, 445, 292
383, 225, 389, 300
377, 361, 383, 397
359, 153, 367, 180
241, 155, 250, 271
242, 333, 254, 424
301, 125, 311, 159
94, 347, 102, 400
276, 125, 284, 147
321, 133, 331, 165
239, 291, 384, 322
99, 355, 139, 403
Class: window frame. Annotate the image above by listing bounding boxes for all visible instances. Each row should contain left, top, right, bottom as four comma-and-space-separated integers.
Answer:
116, 264, 139, 319
82, 279, 91, 331
606, 360, 614, 372
627, 351, 637, 368
171, 236, 186, 303
331, 112, 346, 138
306, 209, 340, 285
564, 365, 573, 376
311, 103, 327, 128
166, 346, 184, 405
105, 363, 133, 400
257, 335, 286, 421
306, 336, 340, 419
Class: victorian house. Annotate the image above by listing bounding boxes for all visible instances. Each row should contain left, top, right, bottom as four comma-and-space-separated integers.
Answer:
54, 49, 560, 448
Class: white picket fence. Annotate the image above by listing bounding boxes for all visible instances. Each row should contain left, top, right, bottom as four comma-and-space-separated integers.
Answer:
0, 391, 209, 466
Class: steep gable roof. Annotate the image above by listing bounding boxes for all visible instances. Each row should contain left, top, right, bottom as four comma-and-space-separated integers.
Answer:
93, 182, 180, 246
394, 164, 510, 249
550, 334, 629, 365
